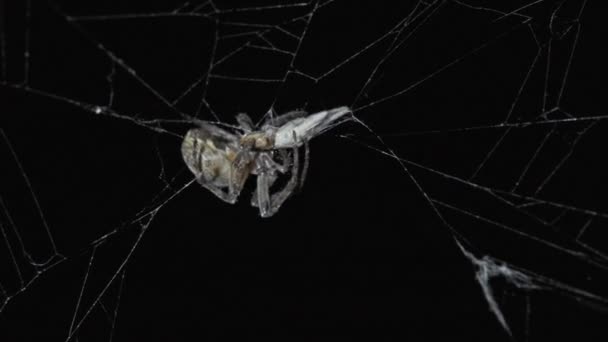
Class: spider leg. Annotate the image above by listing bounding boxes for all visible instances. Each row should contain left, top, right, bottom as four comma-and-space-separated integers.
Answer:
250, 152, 287, 208
255, 172, 272, 216
299, 141, 310, 190
255, 132, 300, 217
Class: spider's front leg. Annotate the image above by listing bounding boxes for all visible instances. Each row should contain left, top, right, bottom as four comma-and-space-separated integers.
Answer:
255, 132, 300, 218
250, 149, 288, 208
299, 141, 309, 190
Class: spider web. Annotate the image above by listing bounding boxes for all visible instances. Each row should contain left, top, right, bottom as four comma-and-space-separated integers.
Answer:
1, 0, 608, 340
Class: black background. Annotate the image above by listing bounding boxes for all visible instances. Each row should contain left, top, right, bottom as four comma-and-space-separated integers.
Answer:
1, 1, 608, 341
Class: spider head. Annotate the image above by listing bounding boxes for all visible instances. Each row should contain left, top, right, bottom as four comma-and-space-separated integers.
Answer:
240, 132, 275, 150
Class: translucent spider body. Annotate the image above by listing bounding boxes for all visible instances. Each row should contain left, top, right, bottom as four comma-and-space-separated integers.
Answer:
181, 106, 351, 217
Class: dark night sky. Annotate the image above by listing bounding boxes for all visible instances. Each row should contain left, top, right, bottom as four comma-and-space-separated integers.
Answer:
1, 1, 608, 341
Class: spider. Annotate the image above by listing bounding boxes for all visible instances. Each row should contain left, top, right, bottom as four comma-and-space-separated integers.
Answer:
181, 106, 352, 217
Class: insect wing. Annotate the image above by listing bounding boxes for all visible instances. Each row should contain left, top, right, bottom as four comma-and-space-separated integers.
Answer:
273, 106, 350, 148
